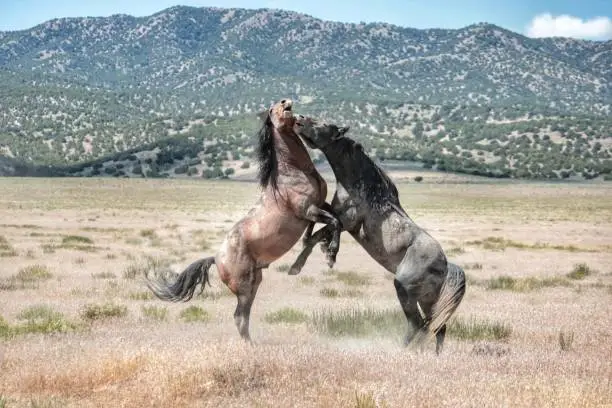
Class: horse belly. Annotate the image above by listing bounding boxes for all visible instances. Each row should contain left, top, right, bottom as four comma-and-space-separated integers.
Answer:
353, 219, 408, 273
245, 212, 308, 264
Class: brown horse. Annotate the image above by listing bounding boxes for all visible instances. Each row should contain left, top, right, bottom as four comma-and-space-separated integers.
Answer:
146, 99, 341, 341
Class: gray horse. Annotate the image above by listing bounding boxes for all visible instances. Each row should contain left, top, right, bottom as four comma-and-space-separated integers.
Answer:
288, 115, 466, 354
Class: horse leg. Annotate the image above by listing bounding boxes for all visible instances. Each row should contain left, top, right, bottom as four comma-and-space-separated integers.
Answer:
227, 266, 263, 342
393, 278, 426, 347
289, 224, 334, 275
303, 204, 342, 268
435, 324, 447, 355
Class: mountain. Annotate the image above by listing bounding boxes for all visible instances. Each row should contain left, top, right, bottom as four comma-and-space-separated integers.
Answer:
1, 6, 611, 180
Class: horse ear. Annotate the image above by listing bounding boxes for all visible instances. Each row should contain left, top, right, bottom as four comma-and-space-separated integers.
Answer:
339, 126, 350, 135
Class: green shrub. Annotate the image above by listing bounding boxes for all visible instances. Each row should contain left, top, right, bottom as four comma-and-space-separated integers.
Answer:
81, 303, 128, 321
265, 308, 309, 324
179, 306, 211, 323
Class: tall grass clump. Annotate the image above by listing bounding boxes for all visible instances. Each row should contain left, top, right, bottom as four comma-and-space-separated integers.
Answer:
16, 264, 53, 283
558, 330, 575, 351
447, 316, 512, 341
123, 256, 170, 280
310, 308, 405, 337
264, 308, 309, 324
320, 287, 339, 298
353, 390, 389, 408
0, 235, 17, 257
1, 264, 53, 290
275, 263, 290, 273
141, 305, 168, 321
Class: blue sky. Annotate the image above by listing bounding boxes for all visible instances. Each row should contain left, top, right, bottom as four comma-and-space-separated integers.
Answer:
1, 0, 611, 39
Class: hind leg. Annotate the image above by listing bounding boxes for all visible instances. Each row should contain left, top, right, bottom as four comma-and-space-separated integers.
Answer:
435, 324, 446, 355
219, 260, 263, 342
233, 267, 262, 342
393, 278, 426, 346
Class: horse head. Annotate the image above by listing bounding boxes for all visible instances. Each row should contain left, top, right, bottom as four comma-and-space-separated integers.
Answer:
293, 115, 350, 150
256, 98, 299, 191
257, 99, 295, 132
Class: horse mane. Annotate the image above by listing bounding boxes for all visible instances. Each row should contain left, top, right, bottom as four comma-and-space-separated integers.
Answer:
335, 135, 401, 205
256, 114, 279, 192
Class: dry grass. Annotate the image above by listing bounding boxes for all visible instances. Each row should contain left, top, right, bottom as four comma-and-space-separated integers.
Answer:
466, 236, 599, 252
485, 275, 571, 291
0, 178, 610, 408
21, 355, 146, 398
320, 287, 363, 298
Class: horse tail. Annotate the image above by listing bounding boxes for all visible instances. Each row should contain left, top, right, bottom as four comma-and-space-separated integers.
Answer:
428, 262, 466, 335
146, 257, 215, 302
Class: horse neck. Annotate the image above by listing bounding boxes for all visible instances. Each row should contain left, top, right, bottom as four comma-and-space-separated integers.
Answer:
273, 129, 315, 174
321, 140, 360, 183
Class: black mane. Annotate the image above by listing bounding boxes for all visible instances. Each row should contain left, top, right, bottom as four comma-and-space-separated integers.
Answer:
256, 114, 279, 192
330, 135, 400, 207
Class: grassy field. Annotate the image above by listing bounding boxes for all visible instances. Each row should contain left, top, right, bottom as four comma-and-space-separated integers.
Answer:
0, 176, 611, 408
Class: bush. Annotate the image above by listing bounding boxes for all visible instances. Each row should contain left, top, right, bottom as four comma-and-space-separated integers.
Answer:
566, 263, 593, 280
179, 306, 211, 323
81, 303, 128, 321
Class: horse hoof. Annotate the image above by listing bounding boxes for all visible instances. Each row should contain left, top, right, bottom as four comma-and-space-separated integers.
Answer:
326, 257, 336, 269
288, 266, 302, 275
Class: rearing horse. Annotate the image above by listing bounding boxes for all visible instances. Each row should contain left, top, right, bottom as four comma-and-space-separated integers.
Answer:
288, 115, 466, 354
146, 99, 341, 341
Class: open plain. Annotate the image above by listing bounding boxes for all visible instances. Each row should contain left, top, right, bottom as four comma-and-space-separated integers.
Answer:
0, 175, 611, 408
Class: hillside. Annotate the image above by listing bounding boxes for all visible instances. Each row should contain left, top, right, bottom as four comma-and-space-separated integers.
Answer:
0, 6, 611, 180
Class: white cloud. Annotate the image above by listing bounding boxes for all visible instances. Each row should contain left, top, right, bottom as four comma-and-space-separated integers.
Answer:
526, 13, 612, 40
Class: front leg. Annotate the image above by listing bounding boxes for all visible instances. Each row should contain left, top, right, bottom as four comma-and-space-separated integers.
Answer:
302, 204, 342, 268
289, 224, 335, 275
295, 202, 333, 252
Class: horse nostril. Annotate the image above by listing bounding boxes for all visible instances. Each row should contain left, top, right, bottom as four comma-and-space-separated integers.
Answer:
281, 99, 286, 104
